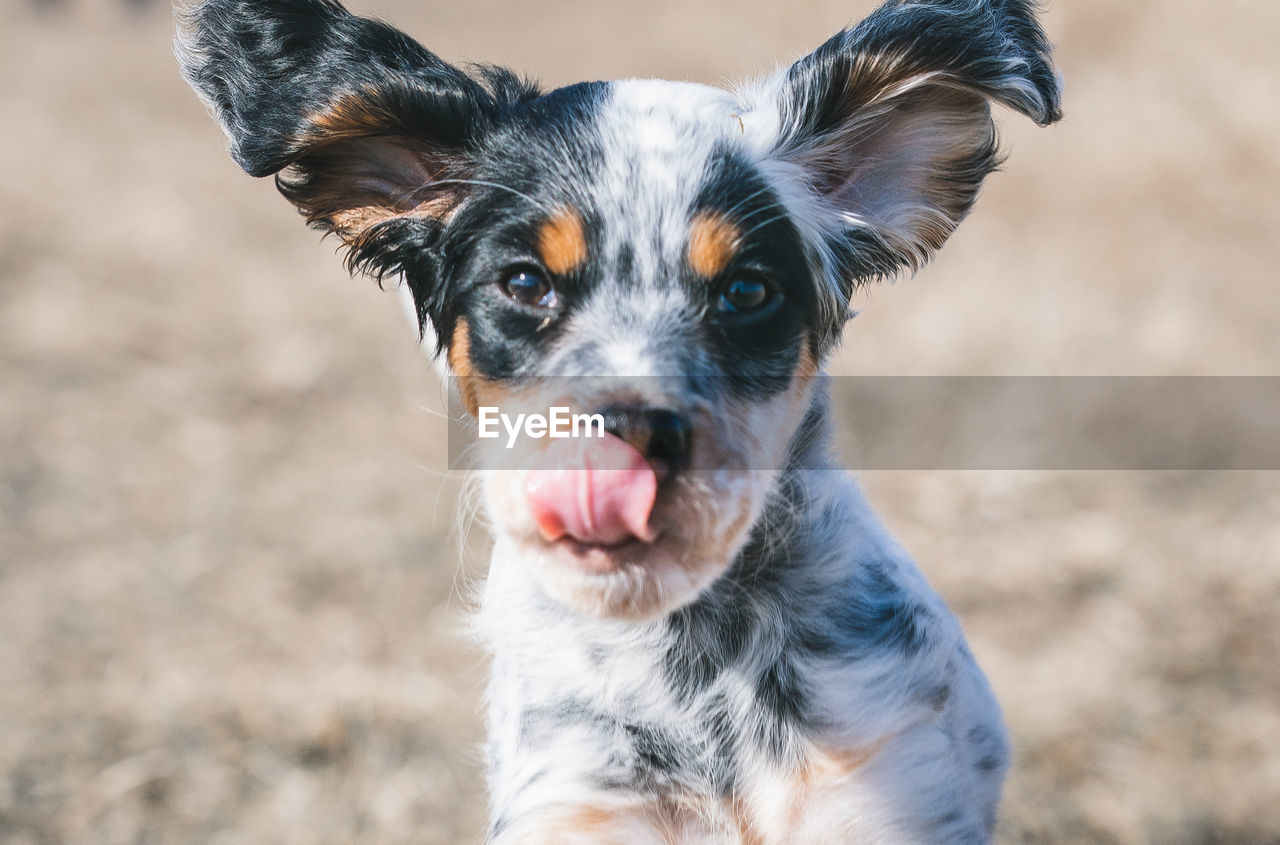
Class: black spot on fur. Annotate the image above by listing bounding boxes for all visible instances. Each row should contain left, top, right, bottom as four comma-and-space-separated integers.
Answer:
700, 693, 741, 794
518, 698, 608, 749
976, 753, 1004, 773
623, 722, 687, 782
967, 724, 996, 745
802, 562, 932, 658
937, 809, 964, 826
925, 683, 953, 711
968, 723, 1009, 775
753, 657, 808, 757
662, 592, 753, 702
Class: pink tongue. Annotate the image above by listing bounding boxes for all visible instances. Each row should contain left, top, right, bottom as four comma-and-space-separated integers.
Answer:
524, 433, 658, 546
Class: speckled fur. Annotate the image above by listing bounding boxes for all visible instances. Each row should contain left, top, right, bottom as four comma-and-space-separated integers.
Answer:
177, 0, 1060, 840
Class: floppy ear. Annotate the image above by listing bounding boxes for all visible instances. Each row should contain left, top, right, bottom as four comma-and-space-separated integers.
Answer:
743, 0, 1061, 282
176, 0, 537, 276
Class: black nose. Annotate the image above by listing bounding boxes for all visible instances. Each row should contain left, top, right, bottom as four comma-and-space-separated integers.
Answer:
597, 405, 692, 471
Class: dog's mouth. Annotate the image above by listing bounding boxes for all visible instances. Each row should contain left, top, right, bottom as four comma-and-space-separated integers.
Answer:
488, 418, 772, 618
520, 431, 696, 578
524, 432, 660, 544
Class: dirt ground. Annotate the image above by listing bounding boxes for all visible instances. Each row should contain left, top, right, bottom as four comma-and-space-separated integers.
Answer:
2, 1, 1278, 843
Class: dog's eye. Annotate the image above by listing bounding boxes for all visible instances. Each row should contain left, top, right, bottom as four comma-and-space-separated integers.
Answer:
717, 276, 773, 313
501, 268, 558, 309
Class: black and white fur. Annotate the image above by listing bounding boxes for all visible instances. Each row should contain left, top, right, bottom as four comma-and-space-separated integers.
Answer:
178, 1, 1060, 840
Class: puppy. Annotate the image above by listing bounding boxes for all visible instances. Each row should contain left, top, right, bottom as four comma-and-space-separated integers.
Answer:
178, 0, 1060, 840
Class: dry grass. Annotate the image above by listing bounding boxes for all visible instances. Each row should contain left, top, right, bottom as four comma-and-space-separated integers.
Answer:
1, 1, 1277, 843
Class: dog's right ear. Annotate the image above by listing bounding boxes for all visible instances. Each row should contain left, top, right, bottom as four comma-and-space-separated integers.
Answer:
177, 0, 536, 276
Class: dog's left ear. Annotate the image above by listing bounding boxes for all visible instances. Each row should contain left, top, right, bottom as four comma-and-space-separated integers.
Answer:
742, 0, 1061, 283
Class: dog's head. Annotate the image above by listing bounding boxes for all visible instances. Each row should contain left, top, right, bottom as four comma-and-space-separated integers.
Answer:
179, 0, 1059, 619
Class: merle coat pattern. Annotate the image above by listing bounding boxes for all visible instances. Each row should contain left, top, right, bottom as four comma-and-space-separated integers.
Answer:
178, 0, 1060, 840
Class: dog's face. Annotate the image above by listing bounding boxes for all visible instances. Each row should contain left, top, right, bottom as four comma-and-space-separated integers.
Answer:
440, 81, 826, 619
180, 0, 1059, 619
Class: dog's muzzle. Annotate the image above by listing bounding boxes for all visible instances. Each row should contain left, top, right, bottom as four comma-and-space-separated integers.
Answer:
523, 404, 691, 548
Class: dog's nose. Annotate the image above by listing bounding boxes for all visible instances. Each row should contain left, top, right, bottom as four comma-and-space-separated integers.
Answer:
597, 405, 692, 473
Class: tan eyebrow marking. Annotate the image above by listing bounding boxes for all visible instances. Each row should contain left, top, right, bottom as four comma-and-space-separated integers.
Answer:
535, 206, 589, 275
687, 211, 742, 278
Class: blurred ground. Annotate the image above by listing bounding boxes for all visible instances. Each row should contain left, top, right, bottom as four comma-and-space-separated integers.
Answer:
1, 1, 1278, 843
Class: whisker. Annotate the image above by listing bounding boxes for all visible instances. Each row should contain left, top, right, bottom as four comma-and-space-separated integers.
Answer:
402, 177, 552, 214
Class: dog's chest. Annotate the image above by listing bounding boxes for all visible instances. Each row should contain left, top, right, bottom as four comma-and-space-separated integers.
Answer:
486, 618, 886, 841
492, 685, 889, 845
